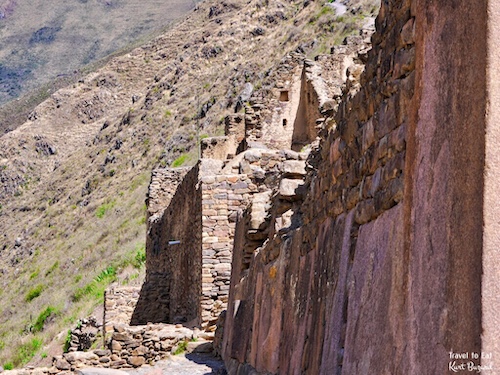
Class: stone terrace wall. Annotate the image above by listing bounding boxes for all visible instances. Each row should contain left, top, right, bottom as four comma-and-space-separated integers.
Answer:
131, 164, 202, 326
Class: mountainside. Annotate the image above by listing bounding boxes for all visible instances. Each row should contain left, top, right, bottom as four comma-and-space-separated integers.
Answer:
0, 0, 195, 110
0, 0, 377, 368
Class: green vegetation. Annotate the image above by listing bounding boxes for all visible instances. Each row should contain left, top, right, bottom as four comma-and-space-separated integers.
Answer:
3, 363, 13, 370
33, 306, 58, 333
72, 266, 117, 302
132, 244, 146, 268
25, 285, 44, 302
45, 261, 59, 276
63, 330, 72, 353
11, 338, 43, 367
173, 340, 188, 355
96, 200, 116, 219
172, 154, 188, 167
29, 269, 40, 280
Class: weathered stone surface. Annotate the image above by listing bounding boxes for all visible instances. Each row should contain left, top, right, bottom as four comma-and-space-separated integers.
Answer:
53, 359, 70, 371
278, 178, 305, 200
186, 341, 213, 354
64, 352, 99, 363
127, 356, 145, 367
281, 160, 306, 177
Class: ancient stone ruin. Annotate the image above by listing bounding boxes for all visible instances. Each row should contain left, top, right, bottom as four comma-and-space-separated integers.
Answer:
130, 31, 371, 338
6, 1, 500, 374
133, 1, 500, 374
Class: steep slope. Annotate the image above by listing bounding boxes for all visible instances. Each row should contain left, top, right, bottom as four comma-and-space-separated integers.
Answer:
0, 0, 195, 108
0, 0, 377, 367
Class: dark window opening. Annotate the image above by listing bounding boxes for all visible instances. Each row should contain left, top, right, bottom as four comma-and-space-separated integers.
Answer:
280, 91, 289, 102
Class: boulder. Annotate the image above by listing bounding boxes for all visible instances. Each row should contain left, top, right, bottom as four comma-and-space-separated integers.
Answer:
54, 358, 71, 371
127, 356, 145, 367
281, 160, 306, 178
64, 351, 99, 363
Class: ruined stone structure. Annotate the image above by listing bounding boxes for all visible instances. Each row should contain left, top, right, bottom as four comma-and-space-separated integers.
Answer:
220, 1, 500, 374
127, 1, 500, 374
130, 36, 368, 337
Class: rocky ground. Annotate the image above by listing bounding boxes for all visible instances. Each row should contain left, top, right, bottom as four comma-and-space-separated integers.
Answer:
126, 354, 226, 375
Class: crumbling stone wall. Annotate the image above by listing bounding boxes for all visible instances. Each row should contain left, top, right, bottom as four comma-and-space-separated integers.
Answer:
132, 164, 202, 326
104, 287, 140, 327
291, 64, 323, 151
146, 167, 191, 219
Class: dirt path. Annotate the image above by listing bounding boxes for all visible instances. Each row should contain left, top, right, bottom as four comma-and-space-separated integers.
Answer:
125, 353, 226, 375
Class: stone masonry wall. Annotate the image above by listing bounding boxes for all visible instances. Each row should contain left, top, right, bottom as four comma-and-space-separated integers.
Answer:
291, 63, 323, 151
200, 174, 259, 330
104, 287, 140, 328
221, 0, 434, 374
222, 0, 496, 374
146, 167, 191, 219
131, 164, 202, 326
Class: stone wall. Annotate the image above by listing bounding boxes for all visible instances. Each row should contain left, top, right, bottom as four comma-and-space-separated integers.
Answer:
200, 174, 258, 330
222, 0, 412, 370
131, 164, 202, 326
291, 63, 323, 151
146, 167, 191, 219
222, 0, 495, 374
104, 287, 140, 327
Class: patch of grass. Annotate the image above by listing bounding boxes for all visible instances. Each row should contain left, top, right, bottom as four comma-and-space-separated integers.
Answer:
33, 306, 58, 333
172, 154, 188, 167
173, 340, 188, 355
3, 363, 13, 370
132, 244, 146, 269
72, 266, 117, 302
45, 261, 59, 276
63, 330, 72, 353
13, 338, 43, 367
95, 200, 116, 218
29, 268, 40, 280
25, 284, 44, 302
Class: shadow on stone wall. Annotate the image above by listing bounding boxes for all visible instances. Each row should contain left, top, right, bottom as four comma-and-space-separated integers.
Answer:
131, 164, 202, 326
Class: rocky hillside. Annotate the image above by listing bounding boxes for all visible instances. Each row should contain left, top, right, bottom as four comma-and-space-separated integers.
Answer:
0, 0, 195, 109
0, 0, 377, 368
